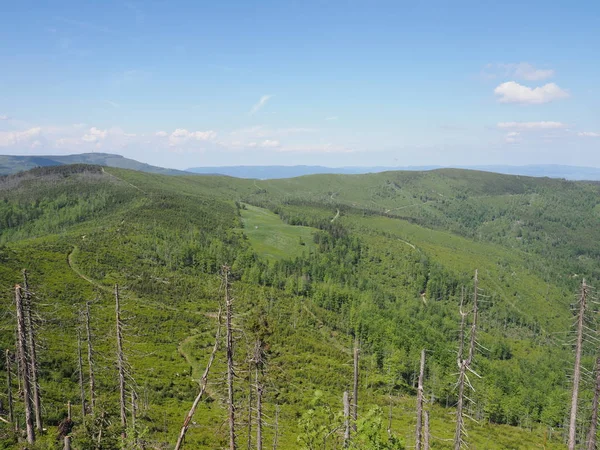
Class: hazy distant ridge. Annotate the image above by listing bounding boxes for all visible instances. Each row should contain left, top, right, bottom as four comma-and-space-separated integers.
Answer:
0, 153, 187, 176
187, 164, 600, 180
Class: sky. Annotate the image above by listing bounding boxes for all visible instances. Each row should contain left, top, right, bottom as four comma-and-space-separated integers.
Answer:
0, 0, 599, 169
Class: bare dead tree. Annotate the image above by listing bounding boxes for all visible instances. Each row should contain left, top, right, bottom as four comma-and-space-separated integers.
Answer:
174, 303, 222, 450
247, 367, 253, 450
343, 391, 350, 447
115, 284, 127, 432
14, 328, 21, 393
85, 301, 96, 415
254, 339, 265, 450
387, 392, 393, 438
587, 355, 600, 450
77, 327, 86, 418
424, 410, 430, 450
97, 410, 106, 448
22, 270, 42, 433
569, 279, 588, 450
272, 404, 279, 450
454, 271, 479, 450
5, 349, 14, 428
256, 371, 263, 450
64, 435, 71, 450
15, 285, 35, 444
352, 337, 359, 432
131, 390, 137, 446
224, 266, 237, 450
416, 349, 426, 450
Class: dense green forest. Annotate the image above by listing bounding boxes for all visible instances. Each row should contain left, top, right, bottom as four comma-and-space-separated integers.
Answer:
1, 164, 599, 449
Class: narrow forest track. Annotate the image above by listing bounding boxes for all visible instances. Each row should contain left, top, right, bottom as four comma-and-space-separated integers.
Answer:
101, 167, 147, 194
177, 332, 220, 401
302, 303, 352, 356
67, 245, 221, 399
67, 246, 112, 293
331, 208, 340, 223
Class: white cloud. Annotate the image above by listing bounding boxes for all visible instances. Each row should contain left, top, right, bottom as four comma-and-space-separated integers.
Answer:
168, 128, 217, 147
511, 63, 554, 81
259, 139, 280, 148
276, 143, 353, 153
82, 127, 108, 143
325, 116, 338, 121
494, 81, 569, 104
0, 115, 9, 120
250, 95, 273, 114
579, 131, 600, 137
106, 100, 120, 108
0, 127, 42, 147
497, 121, 566, 130
505, 131, 521, 143
485, 63, 555, 81
155, 131, 168, 137
55, 137, 80, 147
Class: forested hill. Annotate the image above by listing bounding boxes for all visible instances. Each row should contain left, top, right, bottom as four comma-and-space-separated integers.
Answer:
1, 164, 599, 449
0, 153, 188, 176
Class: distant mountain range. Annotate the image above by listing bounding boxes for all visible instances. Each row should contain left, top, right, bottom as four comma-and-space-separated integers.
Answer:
3, 153, 600, 181
0, 153, 188, 176
187, 164, 600, 181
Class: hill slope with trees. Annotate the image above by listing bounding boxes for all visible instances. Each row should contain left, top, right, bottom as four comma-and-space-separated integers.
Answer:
1, 165, 598, 449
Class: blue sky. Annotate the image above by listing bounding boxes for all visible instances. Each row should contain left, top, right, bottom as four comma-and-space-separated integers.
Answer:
1, 0, 599, 169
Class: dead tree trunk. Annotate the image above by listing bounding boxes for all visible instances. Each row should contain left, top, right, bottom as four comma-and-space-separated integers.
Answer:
115, 284, 127, 431
224, 266, 237, 450
424, 410, 430, 450
174, 304, 222, 450
247, 371, 253, 450
77, 328, 86, 418
250, 337, 266, 450
15, 285, 35, 444
22, 270, 42, 433
131, 390, 137, 445
387, 391, 393, 438
343, 391, 350, 447
588, 355, 600, 450
256, 365, 263, 450
454, 287, 467, 450
352, 337, 359, 432
5, 349, 14, 428
569, 279, 588, 450
272, 404, 279, 450
14, 328, 21, 393
64, 435, 71, 450
454, 271, 479, 450
416, 349, 426, 450
85, 302, 96, 415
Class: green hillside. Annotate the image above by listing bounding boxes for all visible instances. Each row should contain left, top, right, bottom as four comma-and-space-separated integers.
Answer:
1, 165, 598, 449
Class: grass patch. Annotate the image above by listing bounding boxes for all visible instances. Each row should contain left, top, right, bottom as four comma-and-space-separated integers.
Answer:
240, 203, 317, 260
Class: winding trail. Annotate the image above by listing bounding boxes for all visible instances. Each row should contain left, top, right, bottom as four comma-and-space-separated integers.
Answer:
331, 209, 340, 223
67, 245, 217, 391
67, 246, 111, 293
101, 167, 147, 194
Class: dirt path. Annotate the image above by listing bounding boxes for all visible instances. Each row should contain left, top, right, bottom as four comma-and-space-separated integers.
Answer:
101, 167, 147, 194
67, 246, 112, 293
331, 208, 340, 223
68, 245, 218, 393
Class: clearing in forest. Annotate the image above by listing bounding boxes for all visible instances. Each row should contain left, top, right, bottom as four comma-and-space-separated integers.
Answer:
240, 203, 316, 260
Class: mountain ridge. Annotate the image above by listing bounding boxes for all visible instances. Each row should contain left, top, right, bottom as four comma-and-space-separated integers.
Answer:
188, 163, 600, 180
0, 152, 189, 176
